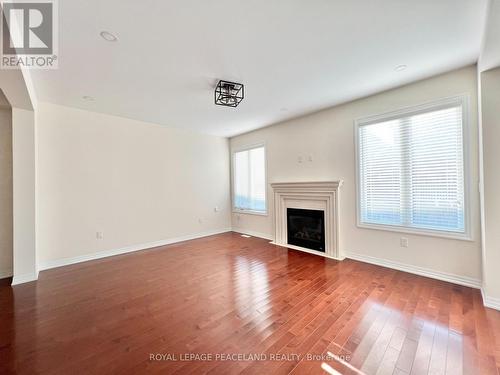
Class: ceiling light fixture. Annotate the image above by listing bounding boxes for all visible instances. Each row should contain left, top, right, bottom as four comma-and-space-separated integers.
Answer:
395, 64, 407, 72
100, 31, 118, 42
215, 80, 244, 107
82, 95, 94, 101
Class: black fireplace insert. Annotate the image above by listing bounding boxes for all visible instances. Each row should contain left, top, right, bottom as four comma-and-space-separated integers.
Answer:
287, 208, 325, 252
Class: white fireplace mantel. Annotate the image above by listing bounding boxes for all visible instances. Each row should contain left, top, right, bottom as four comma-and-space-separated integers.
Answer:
270, 181, 343, 260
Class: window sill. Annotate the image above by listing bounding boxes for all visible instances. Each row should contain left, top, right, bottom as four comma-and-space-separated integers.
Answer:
357, 222, 472, 241
233, 209, 268, 217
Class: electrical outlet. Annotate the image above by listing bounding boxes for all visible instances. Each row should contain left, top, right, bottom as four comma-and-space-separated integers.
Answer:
198, 218, 203, 224
96, 231, 103, 240
214, 206, 220, 212
400, 237, 408, 248
298, 156, 303, 163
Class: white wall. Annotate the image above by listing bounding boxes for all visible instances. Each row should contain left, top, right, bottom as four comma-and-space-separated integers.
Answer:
480, 67, 500, 304
0, 108, 12, 278
231, 66, 482, 285
0, 68, 37, 285
12, 108, 37, 284
37, 102, 231, 266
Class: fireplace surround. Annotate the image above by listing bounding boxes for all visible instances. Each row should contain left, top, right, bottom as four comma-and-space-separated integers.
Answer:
271, 181, 343, 260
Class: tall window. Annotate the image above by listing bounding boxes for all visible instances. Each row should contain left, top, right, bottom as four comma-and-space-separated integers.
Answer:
356, 96, 469, 238
233, 145, 266, 213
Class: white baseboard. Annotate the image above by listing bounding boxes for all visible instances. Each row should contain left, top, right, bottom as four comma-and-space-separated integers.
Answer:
481, 288, 500, 311
18, 227, 494, 310
39, 228, 232, 271
345, 251, 481, 289
11, 271, 38, 285
231, 228, 274, 241
0, 269, 13, 279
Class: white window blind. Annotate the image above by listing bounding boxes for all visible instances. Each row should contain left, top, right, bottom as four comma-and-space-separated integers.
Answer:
357, 98, 467, 236
233, 146, 266, 213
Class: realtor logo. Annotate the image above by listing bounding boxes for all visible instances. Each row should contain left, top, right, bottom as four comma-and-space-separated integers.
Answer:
1, 0, 58, 69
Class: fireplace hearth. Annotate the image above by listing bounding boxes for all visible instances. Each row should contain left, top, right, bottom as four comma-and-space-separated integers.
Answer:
287, 208, 325, 252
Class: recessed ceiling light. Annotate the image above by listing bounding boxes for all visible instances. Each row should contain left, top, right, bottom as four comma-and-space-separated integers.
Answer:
100, 31, 118, 42
82, 95, 94, 101
395, 64, 407, 72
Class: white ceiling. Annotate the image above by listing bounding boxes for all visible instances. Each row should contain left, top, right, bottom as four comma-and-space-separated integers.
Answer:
30, 0, 488, 137
480, 0, 500, 72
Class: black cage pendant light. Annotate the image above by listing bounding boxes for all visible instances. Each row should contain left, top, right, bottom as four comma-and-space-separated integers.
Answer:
215, 80, 244, 107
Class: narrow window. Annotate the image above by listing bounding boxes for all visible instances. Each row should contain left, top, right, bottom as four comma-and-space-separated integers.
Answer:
233, 145, 266, 214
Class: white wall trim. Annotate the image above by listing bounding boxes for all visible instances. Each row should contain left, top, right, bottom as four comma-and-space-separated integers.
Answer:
232, 228, 274, 241
345, 251, 481, 289
11, 271, 37, 285
481, 288, 500, 311
9, 228, 497, 311
0, 269, 13, 279
39, 228, 232, 271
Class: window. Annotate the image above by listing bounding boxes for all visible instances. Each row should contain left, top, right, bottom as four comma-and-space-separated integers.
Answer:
233, 145, 266, 214
356, 96, 469, 238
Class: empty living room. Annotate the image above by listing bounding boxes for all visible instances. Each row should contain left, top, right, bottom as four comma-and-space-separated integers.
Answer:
1, 0, 500, 374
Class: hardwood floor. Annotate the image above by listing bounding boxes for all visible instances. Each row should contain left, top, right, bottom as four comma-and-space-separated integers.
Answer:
1, 232, 500, 374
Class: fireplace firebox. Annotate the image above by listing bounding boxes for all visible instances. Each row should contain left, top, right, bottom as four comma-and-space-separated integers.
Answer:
286, 208, 325, 252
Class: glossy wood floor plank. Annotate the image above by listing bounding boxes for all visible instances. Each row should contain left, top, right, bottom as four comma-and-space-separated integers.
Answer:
1, 232, 500, 375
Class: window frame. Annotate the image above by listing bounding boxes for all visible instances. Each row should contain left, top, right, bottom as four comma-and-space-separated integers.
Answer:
231, 143, 268, 216
354, 94, 472, 241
